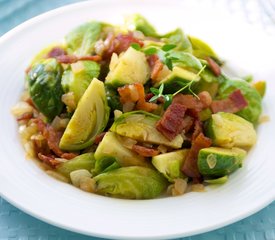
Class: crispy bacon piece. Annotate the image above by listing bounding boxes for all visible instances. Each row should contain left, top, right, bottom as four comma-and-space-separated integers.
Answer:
118, 83, 158, 112
103, 33, 144, 59
211, 89, 248, 114
198, 91, 212, 108
38, 153, 60, 168
156, 103, 187, 140
206, 57, 221, 76
182, 133, 212, 178
147, 54, 159, 69
16, 112, 33, 121
47, 47, 67, 58
78, 55, 102, 62
173, 94, 204, 112
132, 145, 160, 157
182, 115, 194, 133
61, 153, 78, 160
192, 120, 203, 141
56, 55, 78, 64
151, 59, 164, 81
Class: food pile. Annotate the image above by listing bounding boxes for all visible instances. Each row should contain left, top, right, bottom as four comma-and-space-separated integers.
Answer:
12, 14, 265, 199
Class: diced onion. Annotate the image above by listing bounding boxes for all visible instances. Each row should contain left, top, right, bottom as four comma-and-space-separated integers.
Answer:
62, 92, 76, 111
79, 177, 96, 193
120, 136, 137, 149
191, 184, 205, 192
171, 179, 187, 196
70, 169, 92, 187
123, 102, 135, 112
114, 110, 123, 120
11, 101, 33, 118
51, 116, 70, 130
157, 145, 168, 154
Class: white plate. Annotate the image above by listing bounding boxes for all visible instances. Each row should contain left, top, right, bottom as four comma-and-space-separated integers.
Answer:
0, 0, 274, 239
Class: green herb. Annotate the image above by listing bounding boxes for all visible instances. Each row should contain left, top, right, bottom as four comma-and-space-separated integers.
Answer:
131, 43, 141, 51
149, 65, 206, 107
161, 44, 177, 52
144, 47, 157, 55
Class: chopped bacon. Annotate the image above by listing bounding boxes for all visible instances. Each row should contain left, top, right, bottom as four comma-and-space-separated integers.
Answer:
61, 153, 78, 160
182, 115, 194, 133
182, 133, 212, 178
94, 132, 107, 145
25, 98, 36, 109
173, 94, 204, 112
77, 55, 102, 62
156, 103, 187, 140
145, 93, 154, 102
38, 153, 60, 168
192, 120, 203, 141
17, 112, 33, 121
33, 118, 78, 158
206, 57, 221, 76
118, 83, 157, 112
147, 54, 159, 69
103, 33, 144, 59
56, 55, 78, 64
198, 91, 212, 108
47, 47, 67, 58
211, 89, 248, 114
132, 145, 160, 157
151, 59, 164, 81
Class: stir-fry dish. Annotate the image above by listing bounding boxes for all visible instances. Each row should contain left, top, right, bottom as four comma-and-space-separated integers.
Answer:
12, 14, 266, 199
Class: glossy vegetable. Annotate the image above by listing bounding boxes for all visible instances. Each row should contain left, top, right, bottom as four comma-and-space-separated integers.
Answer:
204, 175, 228, 184
198, 147, 246, 177
65, 21, 102, 55
59, 78, 110, 150
27, 58, 64, 121
152, 150, 188, 182
94, 166, 168, 199
105, 47, 150, 87
217, 78, 262, 123
105, 86, 122, 112
206, 112, 257, 148
61, 61, 100, 103
56, 153, 95, 178
110, 111, 184, 148
94, 132, 150, 168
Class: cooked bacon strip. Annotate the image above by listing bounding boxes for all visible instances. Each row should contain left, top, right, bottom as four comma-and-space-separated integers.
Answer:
103, 33, 143, 59
61, 153, 78, 160
56, 55, 78, 64
211, 89, 248, 114
182, 115, 194, 133
147, 54, 159, 69
182, 133, 212, 178
38, 153, 60, 168
78, 55, 102, 62
47, 47, 67, 58
156, 103, 187, 140
132, 145, 160, 157
173, 94, 204, 112
151, 59, 164, 81
192, 120, 203, 141
206, 57, 221, 76
118, 83, 157, 112
17, 112, 33, 121
198, 91, 212, 108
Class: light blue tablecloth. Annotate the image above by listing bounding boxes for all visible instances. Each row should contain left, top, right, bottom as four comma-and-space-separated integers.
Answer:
0, 0, 274, 239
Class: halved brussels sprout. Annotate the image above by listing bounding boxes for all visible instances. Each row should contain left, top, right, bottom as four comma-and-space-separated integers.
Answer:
110, 111, 184, 149
56, 153, 95, 178
61, 60, 100, 103
94, 166, 168, 199
94, 132, 150, 169
65, 21, 102, 56
217, 78, 262, 123
152, 150, 188, 182
105, 47, 150, 87
206, 112, 257, 148
59, 78, 110, 150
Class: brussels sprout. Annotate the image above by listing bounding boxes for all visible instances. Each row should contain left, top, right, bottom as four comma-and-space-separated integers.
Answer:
61, 61, 100, 103
217, 78, 262, 123
198, 147, 246, 177
204, 175, 228, 184
94, 166, 168, 199
125, 14, 158, 37
105, 47, 150, 87
110, 111, 184, 149
161, 28, 192, 53
27, 58, 64, 121
94, 132, 150, 168
152, 150, 188, 182
59, 78, 110, 150
206, 112, 257, 148
105, 85, 122, 112
65, 21, 102, 56
56, 153, 96, 178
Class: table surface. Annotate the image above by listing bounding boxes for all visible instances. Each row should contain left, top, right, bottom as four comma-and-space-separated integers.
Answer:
0, 0, 274, 239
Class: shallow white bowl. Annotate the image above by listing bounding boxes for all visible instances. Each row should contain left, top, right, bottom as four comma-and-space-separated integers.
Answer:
0, 0, 274, 239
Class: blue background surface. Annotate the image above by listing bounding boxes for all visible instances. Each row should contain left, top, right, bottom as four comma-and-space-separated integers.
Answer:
0, 0, 274, 239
